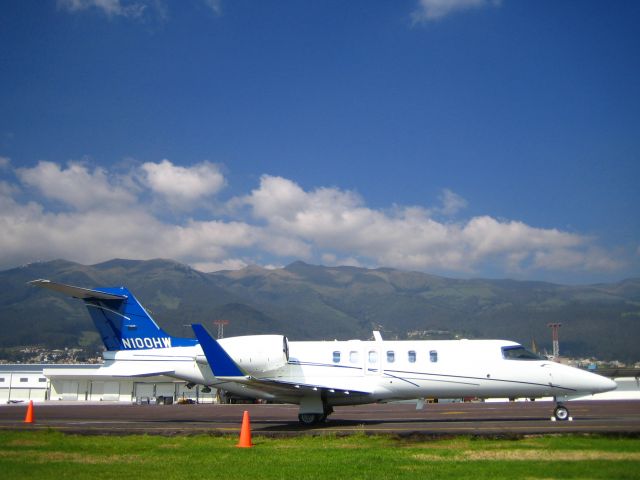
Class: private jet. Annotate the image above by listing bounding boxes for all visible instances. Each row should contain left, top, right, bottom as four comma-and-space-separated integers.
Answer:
30, 279, 617, 425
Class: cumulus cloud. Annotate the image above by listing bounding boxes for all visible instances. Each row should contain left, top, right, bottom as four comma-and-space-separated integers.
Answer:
0, 156, 10, 169
242, 175, 600, 274
412, 0, 501, 23
140, 159, 226, 208
1, 159, 248, 272
0, 188, 260, 271
0, 160, 625, 278
17, 161, 136, 210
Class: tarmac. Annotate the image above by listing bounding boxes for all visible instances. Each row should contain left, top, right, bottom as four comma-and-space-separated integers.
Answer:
1, 400, 639, 437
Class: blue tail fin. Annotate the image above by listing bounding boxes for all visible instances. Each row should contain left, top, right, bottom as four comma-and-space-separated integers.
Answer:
30, 279, 197, 351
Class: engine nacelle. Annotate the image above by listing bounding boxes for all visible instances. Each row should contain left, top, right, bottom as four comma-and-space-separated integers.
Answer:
216, 335, 289, 374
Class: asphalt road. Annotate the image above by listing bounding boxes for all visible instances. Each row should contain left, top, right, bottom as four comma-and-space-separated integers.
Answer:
1, 400, 639, 437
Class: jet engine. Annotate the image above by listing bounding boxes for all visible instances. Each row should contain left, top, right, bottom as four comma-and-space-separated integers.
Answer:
216, 335, 290, 374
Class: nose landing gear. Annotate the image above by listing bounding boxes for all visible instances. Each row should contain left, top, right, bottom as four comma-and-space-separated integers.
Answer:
552, 402, 573, 421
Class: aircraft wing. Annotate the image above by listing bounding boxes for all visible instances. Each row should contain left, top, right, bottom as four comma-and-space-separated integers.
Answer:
191, 324, 373, 398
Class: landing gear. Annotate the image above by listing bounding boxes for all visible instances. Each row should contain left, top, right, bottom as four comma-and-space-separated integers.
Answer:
298, 406, 334, 426
552, 403, 572, 421
298, 413, 323, 425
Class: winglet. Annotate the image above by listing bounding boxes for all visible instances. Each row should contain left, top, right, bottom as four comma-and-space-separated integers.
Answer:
192, 324, 245, 377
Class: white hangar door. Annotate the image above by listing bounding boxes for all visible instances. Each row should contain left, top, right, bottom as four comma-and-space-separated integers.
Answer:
155, 383, 175, 398
134, 383, 154, 402
62, 380, 79, 401
103, 382, 120, 401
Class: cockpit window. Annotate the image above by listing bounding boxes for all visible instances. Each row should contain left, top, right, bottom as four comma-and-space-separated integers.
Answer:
502, 346, 543, 360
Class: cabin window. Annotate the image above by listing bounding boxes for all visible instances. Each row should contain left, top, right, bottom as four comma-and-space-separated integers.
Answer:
20, 378, 28, 383
368, 350, 378, 364
349, 351, 360, 364
332, 351, 341, 363
430, 350, 438, 363
502, 346, 543, 360
387, 351, 395, 363
39, 378, 47, 383
408, 350, 416, 363
0, 378, 5, 382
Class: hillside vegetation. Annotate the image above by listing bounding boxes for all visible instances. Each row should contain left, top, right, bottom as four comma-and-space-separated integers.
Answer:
0, 259, 638, 362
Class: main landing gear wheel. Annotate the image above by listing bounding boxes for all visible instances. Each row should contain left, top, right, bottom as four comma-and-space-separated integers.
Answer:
298, 413, 323, 425
553, 404, 570, 421
298, 406, 333, 426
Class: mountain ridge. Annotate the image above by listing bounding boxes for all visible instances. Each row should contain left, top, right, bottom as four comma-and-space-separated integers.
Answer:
1, 258, 638, 362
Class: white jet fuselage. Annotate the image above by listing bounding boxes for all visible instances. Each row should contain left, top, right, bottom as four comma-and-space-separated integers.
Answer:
104, 337, 616, 405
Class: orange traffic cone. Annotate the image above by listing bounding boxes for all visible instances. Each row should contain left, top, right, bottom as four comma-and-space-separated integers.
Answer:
236, 410, 253, 448
24, 400, 34, 424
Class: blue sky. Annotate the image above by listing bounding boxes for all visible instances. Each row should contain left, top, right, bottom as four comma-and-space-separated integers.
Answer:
0, 0, 638, 283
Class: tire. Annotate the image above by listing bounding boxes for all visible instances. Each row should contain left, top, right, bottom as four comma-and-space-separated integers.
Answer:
298, 413, 321, 425
554, 405, 569, 421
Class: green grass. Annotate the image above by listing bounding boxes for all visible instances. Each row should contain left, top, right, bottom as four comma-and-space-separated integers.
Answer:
1, 431, 639, 480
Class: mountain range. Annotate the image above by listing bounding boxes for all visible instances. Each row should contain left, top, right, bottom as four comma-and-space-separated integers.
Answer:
0, 259, 639, 362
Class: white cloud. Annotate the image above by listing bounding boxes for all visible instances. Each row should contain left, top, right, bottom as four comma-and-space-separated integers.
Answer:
57, 0, 148, 18
412, 0, 501, 23
533, 247, 622, 272
0, 180, 19, 198
0, 191, 260, 271
438, 188, 467, 216
243, 175, 606, 275
17, 161, 136, 210
0, 161, 626, 280
321, 253, 363, 268
461, 216, 581, 258
1, 159, 253, 270
140, 159, 226, 208
0, 156, 10, 169
192, 258, 247, 273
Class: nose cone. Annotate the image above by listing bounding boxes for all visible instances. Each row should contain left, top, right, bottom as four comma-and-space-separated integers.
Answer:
574, 368, 617, 394
590, 373, 618, 394
552, 364, 618, 394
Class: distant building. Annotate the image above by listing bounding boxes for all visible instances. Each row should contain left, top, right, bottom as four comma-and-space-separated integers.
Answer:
0, 364, 217, 404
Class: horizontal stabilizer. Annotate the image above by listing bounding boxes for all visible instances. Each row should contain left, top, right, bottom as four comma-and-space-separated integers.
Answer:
29, 279, 127, 301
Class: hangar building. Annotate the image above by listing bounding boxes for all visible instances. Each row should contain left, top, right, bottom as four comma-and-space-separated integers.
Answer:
0, 364, 217, 404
